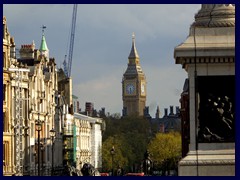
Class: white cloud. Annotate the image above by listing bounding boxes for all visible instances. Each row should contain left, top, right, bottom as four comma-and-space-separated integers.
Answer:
144, 65, 187, 116
73, 67, 122, 114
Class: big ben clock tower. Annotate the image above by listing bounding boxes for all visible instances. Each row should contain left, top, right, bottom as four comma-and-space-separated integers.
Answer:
122, 33, 146, 116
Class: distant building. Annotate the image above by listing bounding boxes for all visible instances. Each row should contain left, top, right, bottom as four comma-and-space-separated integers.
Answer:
72, 95, 80, 113
150, 106, 181, 133
74, 113, 104, 171
85, 102, 94, 116
58, 68, 73, 114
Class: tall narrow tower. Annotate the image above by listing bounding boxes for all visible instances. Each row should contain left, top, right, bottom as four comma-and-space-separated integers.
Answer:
122, 33, 146, 116
39, 25, 49, 60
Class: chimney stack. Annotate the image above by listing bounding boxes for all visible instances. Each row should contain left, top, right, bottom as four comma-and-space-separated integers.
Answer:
176, 106, 180, 114
164, 108, 168, 117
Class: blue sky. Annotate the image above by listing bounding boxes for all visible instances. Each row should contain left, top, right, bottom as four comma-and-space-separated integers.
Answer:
3, 4, 201, 116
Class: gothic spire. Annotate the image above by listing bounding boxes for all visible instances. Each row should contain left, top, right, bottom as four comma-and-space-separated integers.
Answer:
156, 105, 160, 119
128, 32, 139, 59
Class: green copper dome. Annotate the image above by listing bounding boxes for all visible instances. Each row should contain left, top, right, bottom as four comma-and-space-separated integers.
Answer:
39, 34, 48, 51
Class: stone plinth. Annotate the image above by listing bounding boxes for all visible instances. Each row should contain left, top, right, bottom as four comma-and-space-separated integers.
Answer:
179, 149, 235, 176
174, 4, 235, 176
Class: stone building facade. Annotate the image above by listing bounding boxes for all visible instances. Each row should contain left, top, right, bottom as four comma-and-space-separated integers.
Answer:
3, 16, 15, 176
3, 16, 103, 176
15, 30, 60, 175
3, 20, 61, 175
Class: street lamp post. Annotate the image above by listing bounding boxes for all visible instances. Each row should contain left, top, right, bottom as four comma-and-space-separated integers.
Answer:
110, 146, 115, 176
35, 114, 42, 176
40, 143, 44, 176
50, 128, 56, 176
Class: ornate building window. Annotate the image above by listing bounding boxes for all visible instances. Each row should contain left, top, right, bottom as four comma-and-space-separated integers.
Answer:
3, 52, 6, 68
3, 84, 6, 102
3, 141, 9, 168
3, 23, 6, 39
3, 112, 9, 132
47, 125, 49, 138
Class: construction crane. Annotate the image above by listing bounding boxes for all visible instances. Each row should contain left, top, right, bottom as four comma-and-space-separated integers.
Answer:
63, 4, 78, 78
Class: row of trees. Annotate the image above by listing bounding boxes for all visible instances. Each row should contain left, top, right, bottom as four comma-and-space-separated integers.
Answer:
101, 115, 181, 175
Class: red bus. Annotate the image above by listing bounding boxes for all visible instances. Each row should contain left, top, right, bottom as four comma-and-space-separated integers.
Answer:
100, 172, 109, 176
124, 173, 145, 176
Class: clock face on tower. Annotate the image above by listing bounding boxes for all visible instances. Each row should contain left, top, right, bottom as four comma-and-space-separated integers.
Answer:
126, 83, 135, 95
